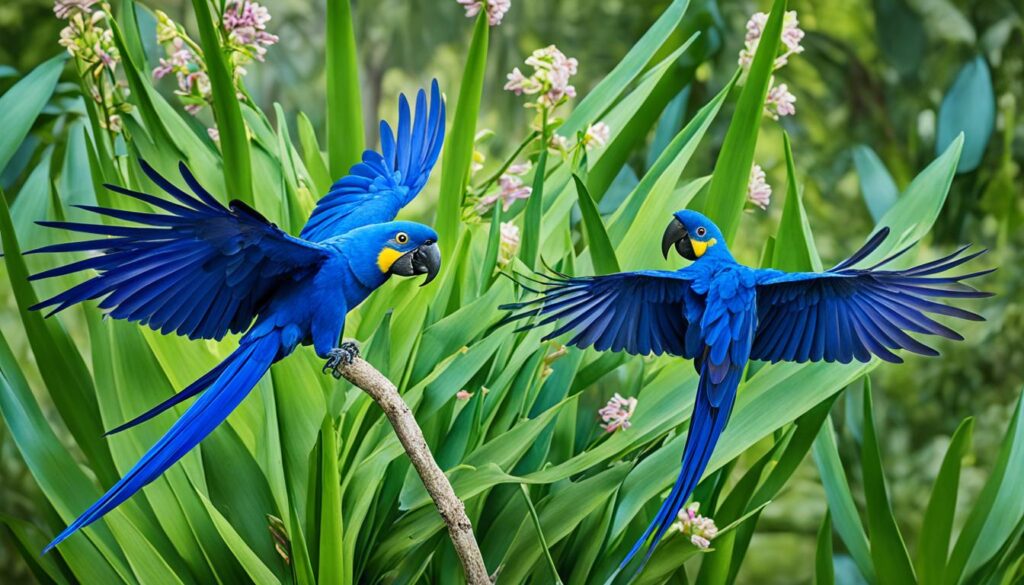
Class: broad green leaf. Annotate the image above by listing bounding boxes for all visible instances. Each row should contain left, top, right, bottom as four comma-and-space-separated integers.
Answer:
325, 0, 363, 176
937, 56, 995, 173
317, 417, 345, 584
861, 380, 916, 583
772, 132, 823, 272
703, 0, 786, 243
946, 389, 1024, 584
437, 12, 488, 258
109, 18, 176, 150
297, 111, 332, 196
519, 146, 547, 269
852, 144, 899, 223
0, 192, 118, 485
0, 53, 65, 171
0, 331, 129, 583
196, 491, 281, 585
586, 35, 698, 201
573, 174, 619, 274
812, 416, 875, 583
865, 134, 963, 263
917, 417, 973, 584
191, 0, 252, 205
559, 0, 691, 137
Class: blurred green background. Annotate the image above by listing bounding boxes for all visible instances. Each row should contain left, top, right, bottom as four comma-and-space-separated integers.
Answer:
1, 0, 1021, 582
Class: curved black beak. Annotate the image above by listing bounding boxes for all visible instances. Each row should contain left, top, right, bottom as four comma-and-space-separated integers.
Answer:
662, 217, 696, 261
390, 241, 441, 286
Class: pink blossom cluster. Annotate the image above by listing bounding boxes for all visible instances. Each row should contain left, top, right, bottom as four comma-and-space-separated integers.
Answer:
456, 0, 511, 26
673, 503, 719, 550
223, 0, 279, 65
505, 45, 579, 109
153, 38, 211, 115
476, 161, 532, 212
599, 393, 637, 433
747, 164, 772, 210
737, 10, 805, 121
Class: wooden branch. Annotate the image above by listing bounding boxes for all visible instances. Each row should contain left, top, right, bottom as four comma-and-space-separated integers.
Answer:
334, 357, 492, 584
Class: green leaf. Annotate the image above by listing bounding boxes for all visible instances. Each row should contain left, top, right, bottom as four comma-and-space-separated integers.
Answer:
816, 512, 834, 585
946, 388, 1024, 584
772, 132, 823, 272
0, 53, 65, 171
297, 111, 332, 196
196, 491, 281, 584
861, 379, 916, 583
0, 191, 118, 485
519, 147, 547, 269
191, 0, 253, 206
325, 0, 364, 176
437, 12, 488, 259
703, 0, 786, 243
109, 18, 176, 150
852, 144, 899, 223
812, 415, 875, 584
917, 417, 973, 584
937, 56, 995, 173
559, 0, 691, 137
573, 174, 620, 274
864, 134, 963, 263
317, 417, 345, 584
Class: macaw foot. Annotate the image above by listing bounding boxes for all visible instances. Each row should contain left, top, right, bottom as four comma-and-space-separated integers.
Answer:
322, 341, 360, 379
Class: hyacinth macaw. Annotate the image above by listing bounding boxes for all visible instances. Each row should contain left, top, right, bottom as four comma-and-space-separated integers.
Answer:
28, 81, 445, 552
501, 209, 991, 571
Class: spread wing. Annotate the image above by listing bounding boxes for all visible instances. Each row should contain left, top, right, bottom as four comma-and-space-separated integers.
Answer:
499, 270, 698, 357
751, 228, 993, 364
28, 161, 330, 340
300, 80, 446, 241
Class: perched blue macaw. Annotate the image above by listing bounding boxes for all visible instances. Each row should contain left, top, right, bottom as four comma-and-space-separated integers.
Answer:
501, 209, 991, 571
28, 81, 445, 552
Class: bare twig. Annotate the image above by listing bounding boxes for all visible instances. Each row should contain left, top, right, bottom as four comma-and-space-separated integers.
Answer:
334, 357, 491, 584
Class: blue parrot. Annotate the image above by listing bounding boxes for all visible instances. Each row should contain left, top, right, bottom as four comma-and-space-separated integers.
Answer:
501, 209, 991, 571
28, 82, 445, 552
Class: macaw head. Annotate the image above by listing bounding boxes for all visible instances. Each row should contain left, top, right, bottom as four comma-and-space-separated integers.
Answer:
662, 210, 727, 261
345, 221, 441, 287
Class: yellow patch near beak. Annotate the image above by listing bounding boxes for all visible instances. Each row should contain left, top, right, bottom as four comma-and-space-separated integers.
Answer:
691, 237, 717, 258
377, 247, 404, 273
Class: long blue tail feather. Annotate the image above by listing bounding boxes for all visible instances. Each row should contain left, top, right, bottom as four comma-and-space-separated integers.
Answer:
43, 333, 279, 553
619, 365, 741, 575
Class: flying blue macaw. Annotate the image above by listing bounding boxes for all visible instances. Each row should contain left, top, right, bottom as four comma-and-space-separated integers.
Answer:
28, 81, 445, 552
501, 209, 991, 571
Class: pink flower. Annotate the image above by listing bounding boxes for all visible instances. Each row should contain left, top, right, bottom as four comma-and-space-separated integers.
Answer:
583, 122, 610, 149
673, 502, 718, 550
54, 0, 97, 19
765, 82, 796, 119
599, 393, 637, 433
457, 0, 511, 26
456, 390, 474, 400
738, 10, 805, 71
478, 175, 532, 212
207, 127, 220, 142
747, 164, 771, 210
223, 0, 279, 62
506, 161, 532, 176
505, 45, 578, 108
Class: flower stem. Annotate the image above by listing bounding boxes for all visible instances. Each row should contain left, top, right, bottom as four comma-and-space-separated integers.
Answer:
519, 483, 562, 585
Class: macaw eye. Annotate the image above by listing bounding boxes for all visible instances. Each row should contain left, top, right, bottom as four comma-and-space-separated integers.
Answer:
696, 227, 707, 238
396, 232, 409, 244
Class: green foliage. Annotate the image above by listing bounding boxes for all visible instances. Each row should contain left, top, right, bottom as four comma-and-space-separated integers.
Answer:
0, 0, 1019, 583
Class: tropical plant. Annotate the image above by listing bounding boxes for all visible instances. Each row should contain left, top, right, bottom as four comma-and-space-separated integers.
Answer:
0, 0, 1018, 583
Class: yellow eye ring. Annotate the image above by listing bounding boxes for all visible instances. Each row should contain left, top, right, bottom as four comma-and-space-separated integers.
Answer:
396, 232, 409, 245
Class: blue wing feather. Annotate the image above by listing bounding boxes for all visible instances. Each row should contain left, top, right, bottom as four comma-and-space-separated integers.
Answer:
500, 270, 698, 358
300, 80, 446, 241
752, 231, 991, 364
28, 161, 328, 341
